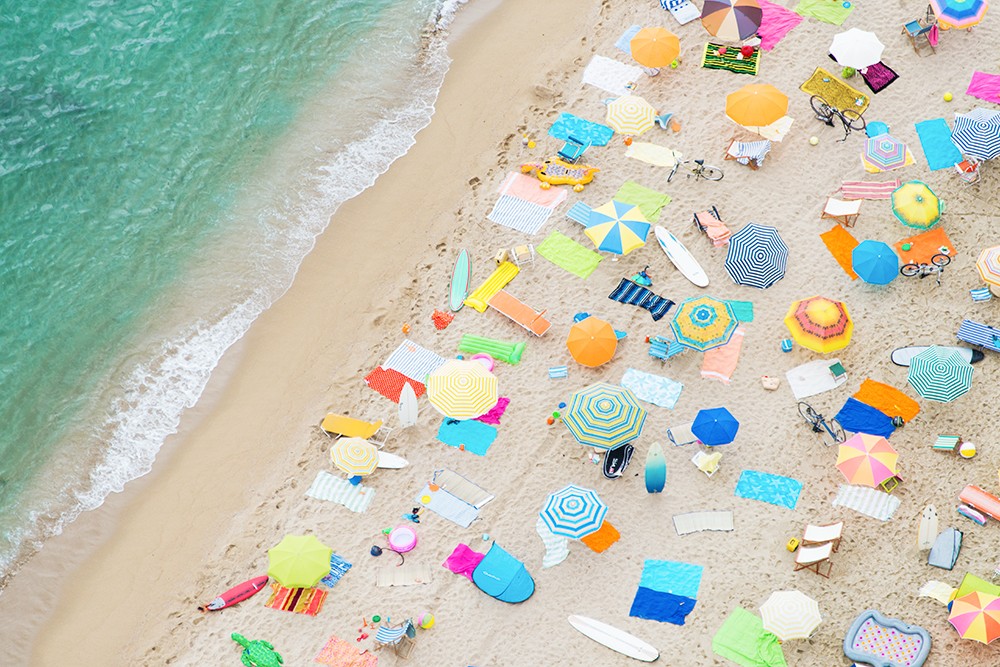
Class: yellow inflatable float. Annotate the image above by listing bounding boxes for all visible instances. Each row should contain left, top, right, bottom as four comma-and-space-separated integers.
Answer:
520, 157, 599, 192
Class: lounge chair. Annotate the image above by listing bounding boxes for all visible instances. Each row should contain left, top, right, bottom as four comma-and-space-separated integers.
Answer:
320, 414, 392, 445
660, 0, 700, 26
557, 135, 591, 164
794, 542, 833, 577
821, 198, 862, 227
802, 521, 844, 551
724, 139, 772, 170
693, 206, 731, 246
487, 290, 551, 336
667, 421, 699, 446
957, 319, 1000, 353
902, 20, 936, 55
933, 434, 962, 452
691, 451, 721, 477
511, 244, 535, 267
374, 618, 416, 658
648, 335, 687, 361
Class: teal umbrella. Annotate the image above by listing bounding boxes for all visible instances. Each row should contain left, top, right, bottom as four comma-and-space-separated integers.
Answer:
908, 346, 973, 402
852, 240, 898, 285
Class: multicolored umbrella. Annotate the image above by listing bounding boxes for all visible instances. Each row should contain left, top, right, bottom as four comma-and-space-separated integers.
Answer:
563, 382, 647, 450
760, 591, 822, 641
329, 437, 379, 477
426, 359, 498, 419
267, 534, 333, 588
692, 407, 739, 446
949, 591, 1000, 644
630, 26, 680, 68
829, 28, 885, 69
891, 181, 942, 229
540, 484, 608, 539
784, 296, 853, 354
725, 84, 788, 128
701, 0, 762, 42
852, 240, 898, 285
861, 135, 913, 172
585, 200, 651, 255
724, 223, 788, 289
976, 246, 1000, 286
566, 316, 618, 367
908, 345, 974, 402
670, 296, 738, 351
930, 0, 989, 29
836, 433, 899, 488
952, 109, 1000, 160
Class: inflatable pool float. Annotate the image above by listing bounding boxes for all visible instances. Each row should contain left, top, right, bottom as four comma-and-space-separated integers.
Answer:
843, 610, 930, 667
520, 157, 599, 190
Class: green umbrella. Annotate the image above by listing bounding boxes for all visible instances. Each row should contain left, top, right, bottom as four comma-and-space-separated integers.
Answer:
907, 345, 973, 402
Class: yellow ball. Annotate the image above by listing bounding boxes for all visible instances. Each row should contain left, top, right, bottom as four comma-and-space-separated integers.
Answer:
420, 614, 435, 629
809, 136, 819, 146
527, 140, 536, 148
943, 92, 953, 102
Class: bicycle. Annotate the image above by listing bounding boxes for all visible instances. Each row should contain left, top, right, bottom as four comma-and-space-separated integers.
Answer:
900, 253, 951, 285
668, 158, 724, 183
798, 401, 846, 446
810, 94, 866, 141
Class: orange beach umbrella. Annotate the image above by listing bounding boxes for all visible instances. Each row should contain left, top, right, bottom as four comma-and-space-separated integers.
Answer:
726, 84, 788, 128
567, 316, 618, 367
630, 27, 680, 68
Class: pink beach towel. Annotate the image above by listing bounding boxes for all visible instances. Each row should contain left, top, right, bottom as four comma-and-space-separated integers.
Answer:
701, 326, 745, 384
967, 71, 1000, 104
758, 0, 803, 51
442, 543, 485, 581
314, 636, 378, 667
499, 172, 568, 208
475, 396, 510, 425
838, 179, 901, 200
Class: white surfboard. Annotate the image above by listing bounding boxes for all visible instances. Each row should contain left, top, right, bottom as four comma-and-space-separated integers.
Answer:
377, 451, 409, 469
917, 505, 938, 551
398, 382, 418, 428
567, 615, 658, 662
891, 346, 983, 367
654, 226, 709, 288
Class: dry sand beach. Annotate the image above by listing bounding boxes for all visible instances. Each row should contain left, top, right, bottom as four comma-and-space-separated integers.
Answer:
4, 0, 1000, 665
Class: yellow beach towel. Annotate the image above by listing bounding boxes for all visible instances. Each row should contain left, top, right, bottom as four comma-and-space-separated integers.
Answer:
800, 67, 869, 115
625, 142, 682, 167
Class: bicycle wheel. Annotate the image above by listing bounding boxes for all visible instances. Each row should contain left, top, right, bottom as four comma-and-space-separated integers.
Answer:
842, 108, 866, 132
809, 95, 833, 121
931, 253, 951, 267
798, 402, 820, 424
667, 161, 680, 183
699, 165, 724, 181
823, 419, 846, 446
900, 263, 920, 277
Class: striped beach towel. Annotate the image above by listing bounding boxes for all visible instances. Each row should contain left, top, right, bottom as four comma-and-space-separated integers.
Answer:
957, 319, 1000, 352
382, 339, 446, 383
566, 201, 592, 225
838, 179, 901, 199
320, 554, 352, 588
673, 511, 734, 536
608, 278, 675, 321
548, 365, 568, 379
265, 584, 327, 615
702, 42, 760, 76
535, 516, 570, 568
971, 287, 992, 302
487, 196, 555, 234
833, 484, 901, 521
305, 471, 376, 513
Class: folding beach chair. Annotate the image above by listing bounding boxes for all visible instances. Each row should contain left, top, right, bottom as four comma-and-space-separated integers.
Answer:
955, 159, 981, 185
667, 421, 699, 446
793, 542, 833, 577
374, 619, 416, 658
970, 287, 992, 302
802, 521, 843, 551
648, 335, 687, 361
693, 206, 731, 246
821, 198, 862, 227
488, 290, 551, 336
691, 451, 721, 477
934, 434, 962, 452
901, 20, 936, 55
724, 139, 772, 170
557, 135, 591, 164
511, 244, 535, 268
957, 319, 1000, 353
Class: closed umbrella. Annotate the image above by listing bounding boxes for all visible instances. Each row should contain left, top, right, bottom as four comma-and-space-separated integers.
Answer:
724, 223, 788, 289
830, 28, 885, 69
908, 345, 974, 402
692, 407, 739, 445
329, 437, 379, 479
861, 135, 913, 172
540, 485, 608, 539
891, 181, 942, 229
952, 109, 1000, 160
267, 534, 333, 588
784, 296, 853, 354
567, 316, 618, 367
585, 200, 650, 255
760, 591, 822, 641
701, 0, 762, 42
930, 0, 989, 29
426, 359, 498, 419
725, 84, 788, 128
670, 296, 738, 351
630, 27, 680, 68
852, 240, 898, 285
836, 434, 898, 488
949, 591, 1000, 644
976, 246, 1000, 286
563, 382, 647, 450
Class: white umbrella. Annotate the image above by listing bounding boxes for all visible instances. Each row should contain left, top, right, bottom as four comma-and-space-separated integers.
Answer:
830, 29, 885, 69
760, 590, 822, 640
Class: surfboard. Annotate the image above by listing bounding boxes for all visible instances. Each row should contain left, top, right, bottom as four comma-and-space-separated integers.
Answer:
891, 346, 983, 367
377, 451, 409, 469
567, 615, 659, 662
654, 226, 709, 288
398, 382, 418, 428
199, 575, 269, 612
450, 249, 471, 312
644, 442, 666, 493
917, 504, 938, 551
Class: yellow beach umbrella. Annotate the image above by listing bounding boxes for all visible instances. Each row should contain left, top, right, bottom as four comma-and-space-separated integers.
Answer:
605, 95, 657, 137
267, 534, 333, 588
329, 437, 379, 477
725, 84, 788, 128
426, 359, 498, 420
584, 200, 650, 255
891, 181, 942, 229
630, 27, 680, 68
784, 296, 853, 354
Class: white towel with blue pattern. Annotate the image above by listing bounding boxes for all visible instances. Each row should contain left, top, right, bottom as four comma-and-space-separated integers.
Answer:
621, 368, 683, 409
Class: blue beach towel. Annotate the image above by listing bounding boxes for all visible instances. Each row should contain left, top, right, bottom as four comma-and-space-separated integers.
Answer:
565, 201, 592, 225
320, 554, 353, 588
615, 25, 642, 54
608, 278, 675, 321
835, 397, 895, 438
630, 588, 697, 624
734, 470, 802, 509
629, 559, 703, 625
915, 119, 964, 171
436, 418, 498, 456
726, 300, 754, 322
548, 113, 615, 147
621, 368, 683, 409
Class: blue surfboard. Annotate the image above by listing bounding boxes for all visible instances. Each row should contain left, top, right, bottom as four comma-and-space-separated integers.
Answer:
645, 442, 666, 493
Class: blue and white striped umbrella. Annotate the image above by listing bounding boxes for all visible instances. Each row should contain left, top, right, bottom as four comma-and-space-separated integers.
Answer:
724, 223, 789, 289
908, 345, 974, 403
563, 382, 647, 450
952, 109, 1000, 160
540, 484, 608, 539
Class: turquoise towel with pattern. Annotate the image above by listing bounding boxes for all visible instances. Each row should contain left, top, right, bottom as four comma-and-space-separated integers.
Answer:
548, 113, 615, 147
915, 119, 964, 171
734, 470, 802, 509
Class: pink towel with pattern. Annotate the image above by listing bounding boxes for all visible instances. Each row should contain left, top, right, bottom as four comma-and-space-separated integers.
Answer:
967, 71, 1000, 104
758, 0, 803, 51
701, 326, 746, 384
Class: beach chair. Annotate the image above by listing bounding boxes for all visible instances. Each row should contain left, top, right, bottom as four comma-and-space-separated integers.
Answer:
373, 618, 417, 658
933, 434, 962, 452
955, 159, 981, 185
901, 20, 936, 55
724, 139, 771, 170
821, 198, 862, 228
648, 335, 687, 361
691, 451, 721, 477
957, 319, 1000, 353
693, 206, 731, 246
970, 287, 992, 302
802, 521, 844, 552
794, 542, 833, 577
667, 421, 699, 446
320, 414, 392, 445
511, 244, 535, 268
557, 135, 590, 164
488, 290, 551, 336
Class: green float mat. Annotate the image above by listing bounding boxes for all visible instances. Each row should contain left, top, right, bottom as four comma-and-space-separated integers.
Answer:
537, 230, 602, 279
795, 0, 854, 26
701, 43, 759, 76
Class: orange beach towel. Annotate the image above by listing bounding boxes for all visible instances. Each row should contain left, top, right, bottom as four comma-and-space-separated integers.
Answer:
581, 520, 620, 553
819, 225, 859, 280
264, 584, 327, 616
853, 379, 920, 423
894, 227, 956, 266
701, 326, 746, 384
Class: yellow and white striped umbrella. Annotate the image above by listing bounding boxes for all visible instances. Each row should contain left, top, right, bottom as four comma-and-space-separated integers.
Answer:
976, 246, 1000, 286
329, 437, 379, 477
427, 359, 498, 420
606, 95, 656, 136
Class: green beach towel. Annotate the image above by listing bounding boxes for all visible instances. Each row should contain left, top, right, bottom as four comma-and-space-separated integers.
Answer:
615, 181, 671, 222
726, 300, 754, 322
795, 0, 854, 25
702, 43, 760, 76
712, 608, 787, 667
537, 231, 603, 279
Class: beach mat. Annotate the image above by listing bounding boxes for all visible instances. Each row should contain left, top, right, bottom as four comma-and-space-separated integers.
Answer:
800, 68, 869, 115
547, 112, 615, 147
860, 62, 899, 94
364, 366, 426, 403
630, 559, 703, 625
701, 325, 745, 384
894, 227, 956, 266
839, 179, 900, 200
621, 368, 683, 409
713, 607, 788, 667
382, 339, 446, 384
265, 584, 327, 616
734, 470, 802, 510
320, 554, 352, 588
535, 516, 570, 569
306, 471, 376, 513
436, 418, 497, 456
416, 483, 479, 528
833, 484, 901, 521
582, 55, 643, 96
835, 397, 895, 438
786, 358, 847, 400
702, 42, 760, 76
431, 468, 495, 508
967, 71, 1000, 104
854, 379, 920, 423
580, 520, 620, 553
915, 119, 963, 171
819, 225, 859, 280
726, 300, 754, 322
314, 635, 379, 667
376, 563, 433, 587
625, 141, 682, 167
758, 0, 803, 51
615, 181, 672, 222
795, 0, 854, 25
537, 230, 603, 279
673, 511, 734, 536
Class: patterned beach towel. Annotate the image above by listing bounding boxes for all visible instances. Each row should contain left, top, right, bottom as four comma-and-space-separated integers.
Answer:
621, 368, 683, 409
305, 471, 376, 513
535, 516, 570, 568
735, 470, 802, 510
265, 584, 327, 616
582, 55, 643, 95
608, 278, 674, 321
548, 112, 615, 147
537, 231, 603, 279
702, 42, 760, 76
320, 554, 352, 588
914, 119, 963, 171
382, 339, 446, 384
364, 366, 426, 403
833, 484, 901, 521
758, 0, 803, 51
314, 635, 378, 667
800, 68, 869, 115
819, 224, 859, 280
966, 71, 1000, 104
701, 325, 745, 384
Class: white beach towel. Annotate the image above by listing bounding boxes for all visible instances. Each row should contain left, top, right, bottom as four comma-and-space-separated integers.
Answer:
673, 511, 734, 536
375, 563, 433, 587
625, 142, 682, 167
431, 469, 495, 509
581, 55, 643, 95
786, 358, 846, 400
382, 339, 446, 383
487, 195, 554, 234
415, 484, 479, 528
918, 580, 955, 605
305, 471, 376, 513
621, 368, 683, 409
832, 484, 901, 521
535, 516, 570, 568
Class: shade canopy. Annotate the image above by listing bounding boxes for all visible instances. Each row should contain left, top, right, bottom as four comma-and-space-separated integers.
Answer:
329, 437, 379, 477
692, 407, 740, 446
930, 0, 989, 29
908, 345, 974, 402
952, 109, 1000, 160
861, 135, 912, 172
830, 28, 885, 69
267, 534, 333, 588
670, 296, 738, 351
784, 296, 853, 354
891, 181, 942, 229
724, 223, 788, 289
701, 0, 762, 42
949, 591, 1000, 644
836, 433, 899, 488
630, 26, 680, 67
976, 246, 1000, 286
585, 200, 651, 255
760, 591, 822, 641
852, 240, 898, 285
563, 382, 647, 450
566, 316, 618, 367
540, 484, 608, 539
725, 84, 788, 128
426, 359, 498, 419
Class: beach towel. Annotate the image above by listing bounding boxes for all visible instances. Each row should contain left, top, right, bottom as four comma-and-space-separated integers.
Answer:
475, 396, 509, 425
860, 62, 899, 94
375, 563, 433, 587
839, 179, 901, 200
660, 0, 701, 25
614, 25, 642, 54
436, 418, 497, 456
625, 141, 683, 167
758, 0, 803, 51
918, 581, 956, 606
320, 554, 352, 588
819, 225, 859, 280
853, 379, 920, 423
608, 278, 675, 321
726, 300, 754, 323
537, 230, 603, 279
565, 201, 592, 225
265, 584, 327, 616
306, 471, 376, 513
416, 483, 479, 528
735, 470, 802, 510
701, 325, 745, 384
673, 511, 735, 536
966, 71, 1000, 104
487, 196, 556, 236
914, 119, 964, 171
580, 520, 619, 553
702, 42, 760, 76
364, 366, 426, 403
535, 516, 570, 568
581, 55, 643, 96
547, 112, 615, 147
800, 68, 869, 115
795, 0, 854, 25
835, 397, 895, 438
497, 171, 567, 207
621, 368, 683, 409
431, 468, 495, 508
894, 227, 956, 266
630, 560, 703, 625
382, 339, 446, 384
314, 635, 379, 667
786, 358, 847, 400
442, 543, 485, 581
713, 607, 788, 667
833, 484, 901, 521
615, 181, 672, 222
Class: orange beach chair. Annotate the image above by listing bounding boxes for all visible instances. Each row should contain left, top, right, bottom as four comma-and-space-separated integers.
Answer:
488, 290, 551, 336
693, 206, 731, 246
320, 414, 392, 445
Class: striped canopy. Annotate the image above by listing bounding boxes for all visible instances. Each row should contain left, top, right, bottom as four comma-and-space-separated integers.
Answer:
852, 240, 898, 285
891, 181, 942, 229
949, 591, 1000, 644
830, 28, 885, 69
630, 26, 680, 68
585, 200, 651, 255
836, 433, 899, 487
908, 345, 974, 402
952, 109, 1000, 160
702, 0, 762, 42
426, 359, 498, 419
540, 484, 608, 539
930, 0, 989, 29
784, 296, 853, 354
976, 246, 1000, 286
329, 437, 379, 477
671, 296, 738, 351
861, 135, 912, 172
606, 94, 657, 136
724, 223, 788, 289
267, 534, 333, 589
760, 591, 822, 641
563, 382, 647, 450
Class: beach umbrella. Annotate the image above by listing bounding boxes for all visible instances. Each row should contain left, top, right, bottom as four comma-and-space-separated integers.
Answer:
605, 95, 657, 137
426, 359, 498, 419
692, 407, 739, 446
949, 591, 1000, 644
566, 316, 618, 367
836, 433, 899, 488
724, 222, 788, 289
784, 296, 853, 354
329, 437, 379, 478
861, 135, 913, 172
952, 109, 1000, 160
725, 84, 788, 128
267, 534, 333, 589
630, 26, 680, 68
829, 28, 885, 69
891, 181, 942, 229
701, 0, 762, 42
908, 345, 974, 402
540, 484, 608, 539
852, 240, 898, 285
760, 591, 822, 641
670, 296, 738, 351
585, 199, 651, 254
976, 246, 1000, 286
930, 0, 989, 29
563, 382, 647, 450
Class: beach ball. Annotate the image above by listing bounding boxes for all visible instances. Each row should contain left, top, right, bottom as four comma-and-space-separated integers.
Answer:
418, 613, 435, 629
959, 442, 976, 459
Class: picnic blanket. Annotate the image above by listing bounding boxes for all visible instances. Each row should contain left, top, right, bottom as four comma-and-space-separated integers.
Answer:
382, 339, 446, 384
839, 179, 901, 200
416, 483, 479, 528
537, 230, 603, 278
436, 418, 497, 456
860, 62, 899, 94
833, 484, 901, 521
535, 516, 570, 568
581, 55, 643, 95
835, 397, 895, 438
431, 468, 494, 508
306, 471, 376, 513
673, 511, 734, 536
701, 325, 745, 384
615, 181, 672, 222
314, 635, 379, 667
608, 278, 675, 321
625, 141, 683, 167
758, 0, 803, 51
630, 560, 703, 625
735, 470, 802, 510
800, 67, 869, 115
713, 607, 788, 667
547, 112, 615, 147
265, 584, 327, 616
702, 42, 760, 76
795, 0, 854, 25
621, 368, 683, 409
786, 358, 847, 400
442, 543, 485, 581
320, 554, 352, 588
894, 227, 956, 266
915, 119, 963, 171
819, 225, 859, 279
854, 379, 920, 423
364, 366, 426, 403
967, 71, 1000, 104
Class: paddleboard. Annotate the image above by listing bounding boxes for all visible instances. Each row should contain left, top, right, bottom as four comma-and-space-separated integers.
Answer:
399, 382, 418, 428
450, 249, 471, 312
891, 346, 983, 367
644, 442, 666, 494
199, 575, 269, 612
567, 615, 659, 662
654, 226, 709, 288
377, 451, 409, 469
917, 505, 938, 551
603, 443, 634, 479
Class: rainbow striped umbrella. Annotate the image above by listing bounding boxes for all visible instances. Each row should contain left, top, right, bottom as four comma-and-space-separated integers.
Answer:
427, 359, 498, 419
908, 345, 974, 402
585, 200, 650, 255
701, 0, 762, 42
930, 0, 988, 29
861, 135, 913, 172
563, 382, 647, 450
836, 433, 898, 488
540, 485, 608, 539
949, 591, 1000, 644
784, 296, 853, 354
977, 246, 1000, 286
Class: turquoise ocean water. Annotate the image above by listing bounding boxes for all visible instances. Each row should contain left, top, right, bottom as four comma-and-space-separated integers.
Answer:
0, 0, 460, 581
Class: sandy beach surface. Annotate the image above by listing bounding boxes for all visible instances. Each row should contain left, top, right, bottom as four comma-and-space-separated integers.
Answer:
4, 0, 1000, 665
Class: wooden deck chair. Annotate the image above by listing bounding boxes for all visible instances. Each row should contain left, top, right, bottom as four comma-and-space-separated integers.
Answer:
691, 451, 721, 477
794, 542, 833, 577
374, 619, 416, 658
487, 290, 551, 336
821, 198, 862, 227
902, 20, 936, 55
802, 521, 844, 552
320, 414, 390, 444
934, 434, 962, 452
724, 138, 771, 170
693, 206, 731, 246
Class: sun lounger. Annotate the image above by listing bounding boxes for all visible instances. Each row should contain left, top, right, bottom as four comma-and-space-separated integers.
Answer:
667, 421, 699, 446
691, 451, 722, 477
959, 485, 1000, 521
373, 619, 417, 658
821, 197, 861, 227
725, 139, 772, 170
693, 206, 731, 246
933, 434, 961, 452
843, 610, 931, 667
660, 0, 700, 25
802, 521, 843, 551
794, 542, 833, 577
320, 414, 391, 444
487, 290, 551, 336
957, 319, 1000, 352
